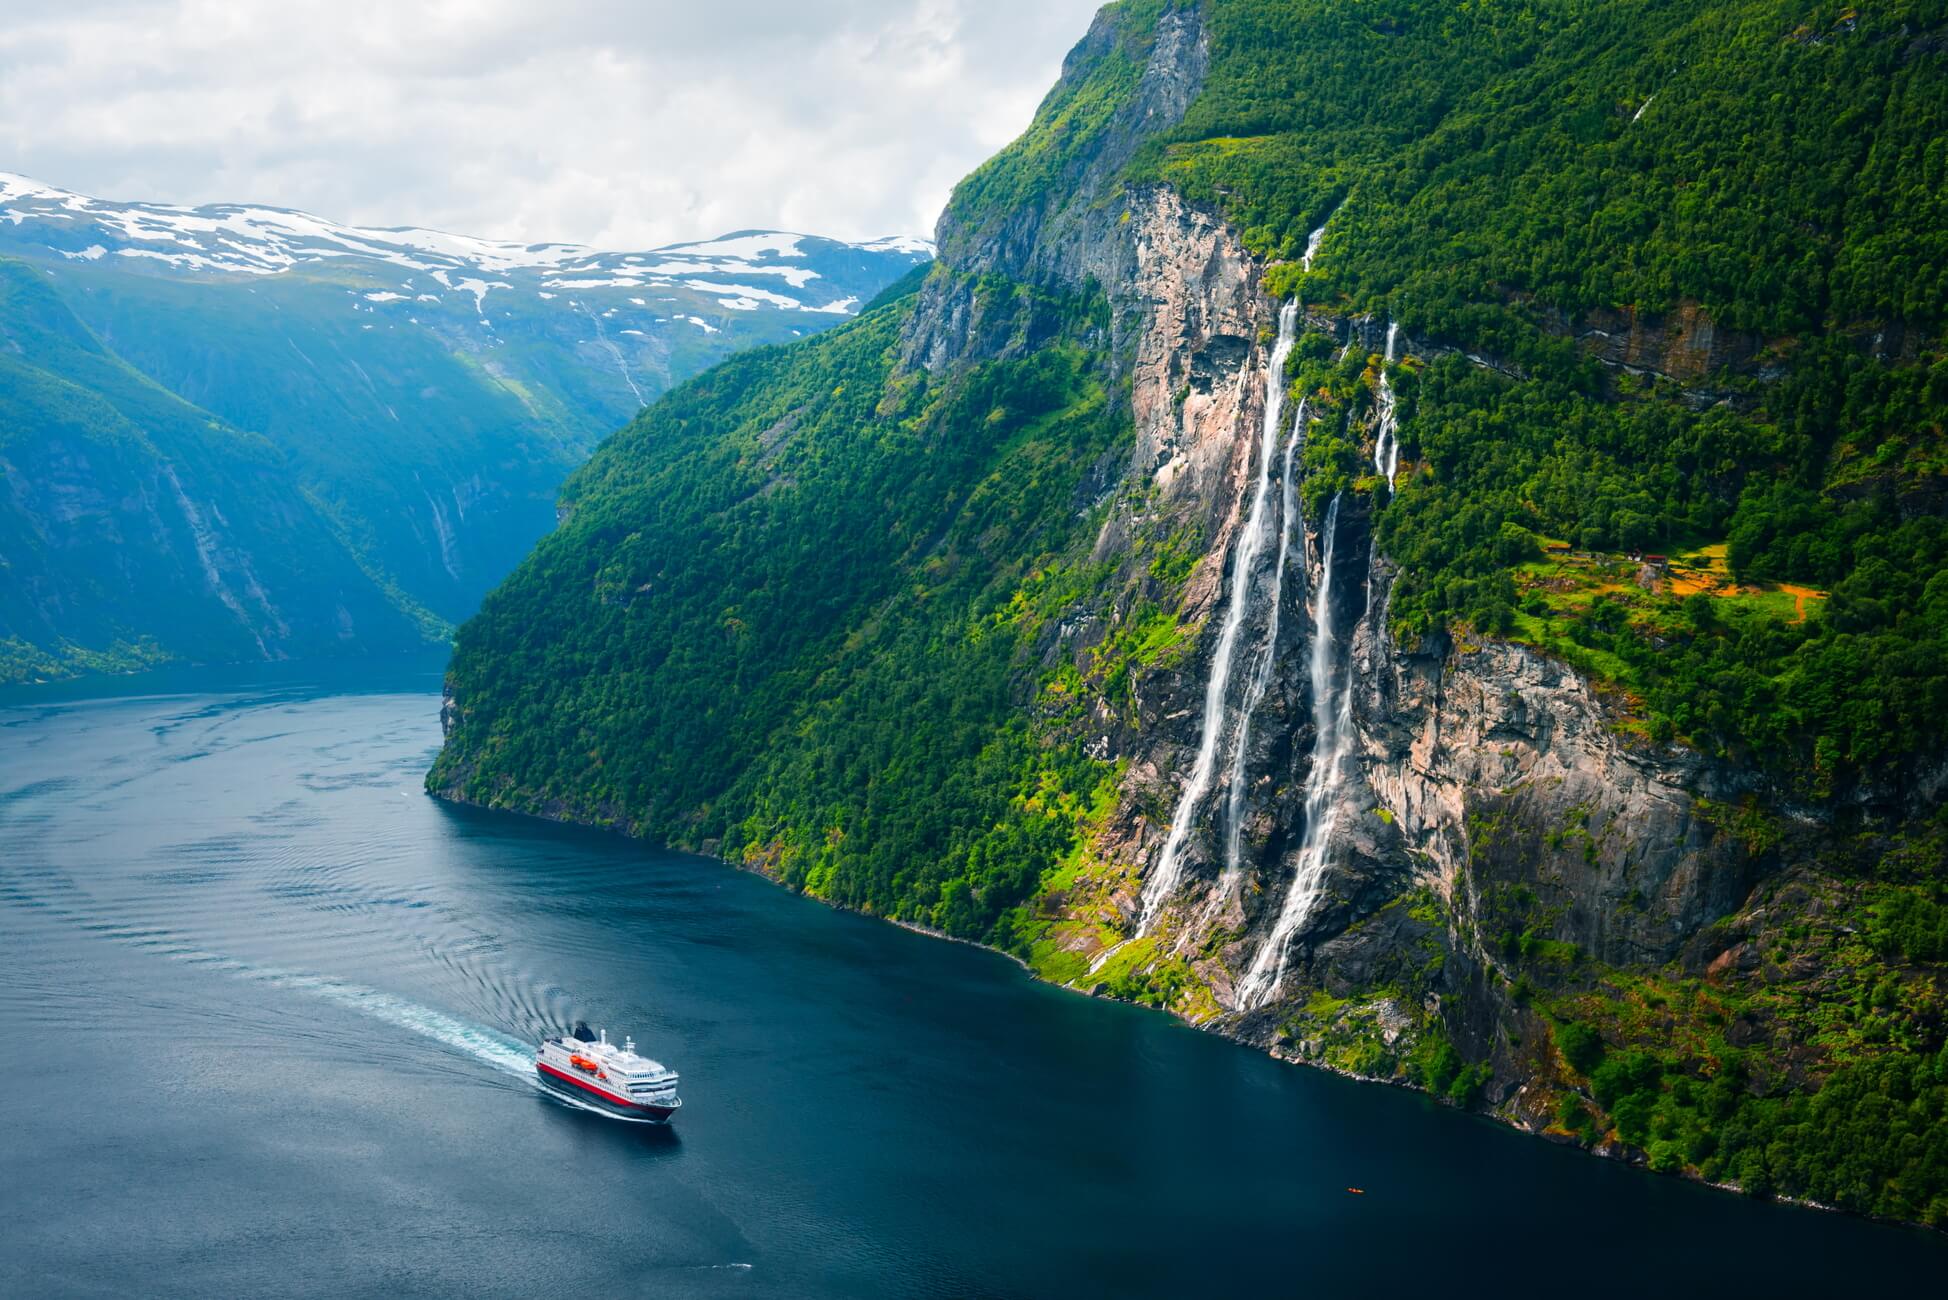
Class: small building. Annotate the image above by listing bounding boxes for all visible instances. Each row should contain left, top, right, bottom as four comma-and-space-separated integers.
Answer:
1636, 554, 1671, 594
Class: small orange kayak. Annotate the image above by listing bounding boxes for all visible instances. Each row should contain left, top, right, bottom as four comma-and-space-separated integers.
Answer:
1347, 1187, 1365, 1195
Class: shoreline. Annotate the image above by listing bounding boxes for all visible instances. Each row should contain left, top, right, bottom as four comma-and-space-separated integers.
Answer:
425, 782, 1938, 1239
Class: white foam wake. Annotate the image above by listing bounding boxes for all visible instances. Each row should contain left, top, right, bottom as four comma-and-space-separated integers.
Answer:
0, 859, 537, 1083
166, 949, 533, 1078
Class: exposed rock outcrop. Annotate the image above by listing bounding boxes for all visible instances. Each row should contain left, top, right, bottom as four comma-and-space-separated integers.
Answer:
1364, 634, 1766, 968
891, 2, 1781, 1126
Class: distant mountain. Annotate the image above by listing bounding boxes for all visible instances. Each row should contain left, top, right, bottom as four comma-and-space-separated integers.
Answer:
0, 173, 929, 681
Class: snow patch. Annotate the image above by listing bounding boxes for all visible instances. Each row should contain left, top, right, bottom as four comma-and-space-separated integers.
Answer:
451, 276, 509, 313
623, 258, 819, 288
662, 232, 806, 260
859, 234, 935, 256
0, 171, 75, 203
682, 279, 801, 309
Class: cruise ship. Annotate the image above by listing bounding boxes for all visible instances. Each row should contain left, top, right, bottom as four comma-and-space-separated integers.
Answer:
534, 1022, 682, 1123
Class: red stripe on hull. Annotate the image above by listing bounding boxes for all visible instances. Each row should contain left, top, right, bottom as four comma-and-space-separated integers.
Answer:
535, 1059, 676, 1117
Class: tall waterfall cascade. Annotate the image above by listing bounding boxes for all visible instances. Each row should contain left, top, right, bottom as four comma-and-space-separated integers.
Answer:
1133, 300, 1301, 939
1372, 322, 1401, 491
1205, 395, 1309, 934
1235, 490, 1367, 1011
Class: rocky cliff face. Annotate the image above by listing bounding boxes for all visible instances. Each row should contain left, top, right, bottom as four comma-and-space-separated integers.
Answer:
1364, 634, 1765, 967
887, 2, 1791, 1134
425, 0, 1948, 1225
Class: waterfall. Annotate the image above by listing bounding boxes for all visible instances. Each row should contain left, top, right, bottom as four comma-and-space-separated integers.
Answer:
1133, 300, 1301, 939
578, 301, 647, 407
1301, 201, 1345, 273
1301, 220, 1329, 272
1372, 322, 1401, 491
1209, 211, 1334, 912
1336, 315, 1364, 365
1203, 397, 1309, 931
1235, 491, 1364, 1010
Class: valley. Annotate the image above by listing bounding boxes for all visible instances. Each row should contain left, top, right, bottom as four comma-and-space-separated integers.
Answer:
0, 173, 929, 682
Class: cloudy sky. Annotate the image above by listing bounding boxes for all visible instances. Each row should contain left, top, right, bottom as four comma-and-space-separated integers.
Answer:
0, 0, 1104, 250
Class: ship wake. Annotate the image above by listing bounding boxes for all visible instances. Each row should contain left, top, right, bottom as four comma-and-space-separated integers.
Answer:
0, 859, 536, 1082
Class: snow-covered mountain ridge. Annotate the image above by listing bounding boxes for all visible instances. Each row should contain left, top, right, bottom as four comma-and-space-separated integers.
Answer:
0, 171, 929, 320
0, 171, 929, 683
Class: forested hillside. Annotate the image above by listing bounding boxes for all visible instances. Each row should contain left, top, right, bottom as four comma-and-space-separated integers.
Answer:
963, 0, 1948, 796
0, 175, 927, 682
0, 260, 439, 675
434, 0, 1948, 1226
434, 266, 1125, 926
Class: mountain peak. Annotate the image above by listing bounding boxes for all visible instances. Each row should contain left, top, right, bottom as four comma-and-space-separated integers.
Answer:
0, 171, 932, 315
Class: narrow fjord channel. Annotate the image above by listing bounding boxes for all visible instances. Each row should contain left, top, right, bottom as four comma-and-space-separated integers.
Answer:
1, 666, 1939, 1296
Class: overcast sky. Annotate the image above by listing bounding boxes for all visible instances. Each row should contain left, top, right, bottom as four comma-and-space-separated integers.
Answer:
0, 0, 1104, 250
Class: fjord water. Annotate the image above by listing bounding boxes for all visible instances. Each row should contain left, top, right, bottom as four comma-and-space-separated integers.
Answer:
1, 668, 1939, 1297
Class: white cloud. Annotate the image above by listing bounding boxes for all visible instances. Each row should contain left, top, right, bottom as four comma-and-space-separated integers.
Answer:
0, 0, 1103, 248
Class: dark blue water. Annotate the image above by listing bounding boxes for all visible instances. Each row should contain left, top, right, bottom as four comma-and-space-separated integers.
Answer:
1, 665, 1940, 1297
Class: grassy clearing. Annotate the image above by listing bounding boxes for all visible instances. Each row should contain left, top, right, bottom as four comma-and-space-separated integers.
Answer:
1507, 542, 1828, 713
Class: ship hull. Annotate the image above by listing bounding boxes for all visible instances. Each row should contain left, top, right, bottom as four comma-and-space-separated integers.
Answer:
535, 1060, 680, 1123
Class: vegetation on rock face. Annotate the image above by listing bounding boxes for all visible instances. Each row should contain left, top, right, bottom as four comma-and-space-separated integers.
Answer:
943, 0, 1176, 256
435, 0, 1948, 1223
1375, 349, 1948, 793
0, 259, 447, 677
432, 273, 1127, 945
1521, 812, 1948, 1226
1122, 0, 1948, 796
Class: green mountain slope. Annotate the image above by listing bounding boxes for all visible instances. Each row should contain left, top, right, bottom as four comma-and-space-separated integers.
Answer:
435, 0, 1948, 1225
434, 269, 1124, 923
0, 261, 438, 676
53, 262, 594, 629
0, 174, 929, 682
